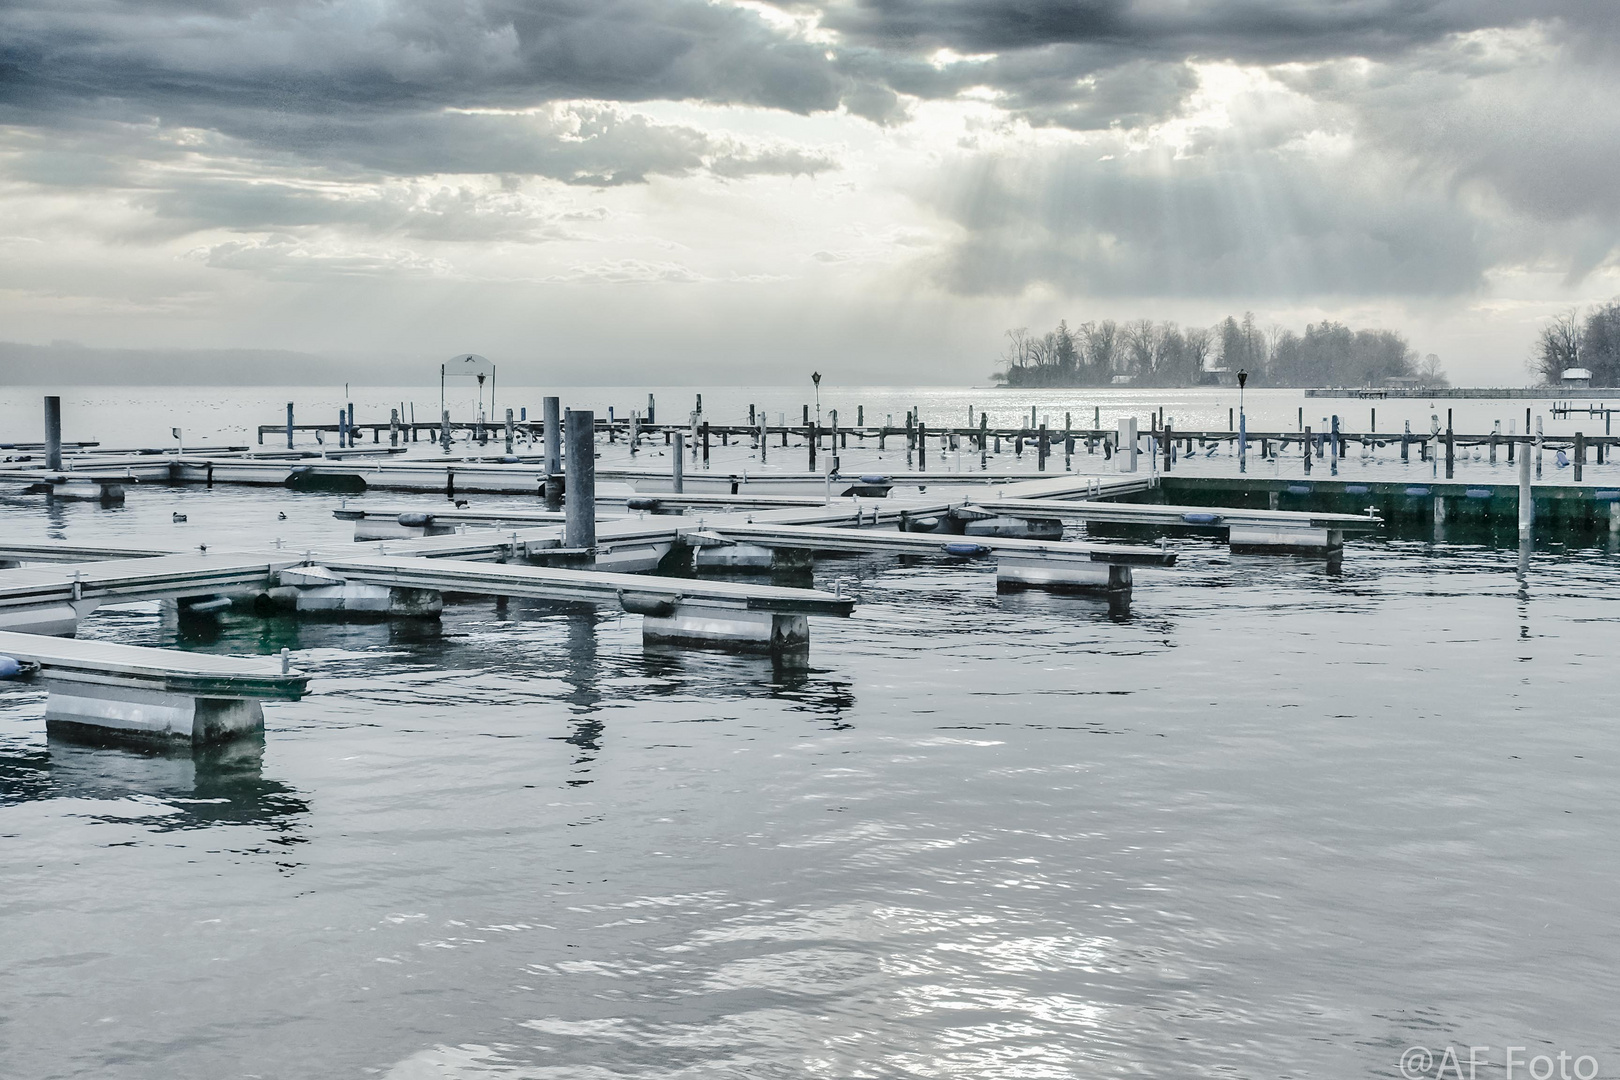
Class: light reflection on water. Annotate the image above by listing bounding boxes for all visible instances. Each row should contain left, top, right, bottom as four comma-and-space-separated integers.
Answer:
3, 497, 1620, 1077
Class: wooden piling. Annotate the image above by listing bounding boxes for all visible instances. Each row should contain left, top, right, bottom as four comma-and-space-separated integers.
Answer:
673, 429, 684, 493
505, 409, 515, 455
1575, 431, 1585, 482
917, 423, 927, 472
565, 410, 595, 549
286, 403, 295, 450
1303, 426, 1312, 473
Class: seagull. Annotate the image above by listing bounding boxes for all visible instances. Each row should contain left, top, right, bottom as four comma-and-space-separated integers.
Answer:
277, 511, 287, 520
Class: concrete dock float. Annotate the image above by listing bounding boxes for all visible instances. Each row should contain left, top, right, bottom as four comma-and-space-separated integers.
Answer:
0, 629, 307, 745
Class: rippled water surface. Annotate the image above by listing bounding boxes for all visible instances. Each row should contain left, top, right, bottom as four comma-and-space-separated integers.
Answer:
4, 394, 1620, 1078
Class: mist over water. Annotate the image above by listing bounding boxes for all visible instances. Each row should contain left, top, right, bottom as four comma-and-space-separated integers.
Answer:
3, 389, 1619, 1078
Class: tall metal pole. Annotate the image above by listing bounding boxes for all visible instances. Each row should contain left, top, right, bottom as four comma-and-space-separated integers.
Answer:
564, 409, 595, 549
43, 396, 62, 471
542, 397, 561, 477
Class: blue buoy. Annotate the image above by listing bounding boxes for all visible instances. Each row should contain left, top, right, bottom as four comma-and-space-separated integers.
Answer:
397, 512, 433, 527
859, 474, 887, 485
1405, 486, 1430, 497
1596, 491, 1620, 501
1344, 485, 1369, 495
0, 656, 20, 678
1182, 512, 1221, 525
1557, 450, 1570, 468
943, 542, 991, 557
1465, 488, 1493, 499
1286, 484, 1311, 495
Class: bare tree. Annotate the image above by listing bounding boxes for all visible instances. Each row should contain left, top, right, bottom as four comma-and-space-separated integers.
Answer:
1185, 325, 1212, 375
1531, 310, 1581, 385
1419, 353, 1449, 387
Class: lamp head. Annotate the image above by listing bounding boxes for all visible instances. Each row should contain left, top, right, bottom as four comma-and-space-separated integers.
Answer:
1237, 369, 1248, 389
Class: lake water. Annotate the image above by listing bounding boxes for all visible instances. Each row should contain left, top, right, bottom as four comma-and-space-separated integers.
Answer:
3, 388, 1619, 1079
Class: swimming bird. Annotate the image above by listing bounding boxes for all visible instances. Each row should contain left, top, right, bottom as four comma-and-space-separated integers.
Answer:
173, 512, 187, 522
277, 511, 287, 520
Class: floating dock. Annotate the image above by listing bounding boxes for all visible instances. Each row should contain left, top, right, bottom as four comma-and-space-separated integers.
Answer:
0, 629, 306, 745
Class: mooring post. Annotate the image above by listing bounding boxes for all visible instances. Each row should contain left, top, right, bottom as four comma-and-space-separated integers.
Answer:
830, 410, 840, 474
1508, 420, 1516, 464
807, 422, 817, 470
1401, 420, 1410, 462
1038, 424, 1049, 471
1303, 426, 1313, 473
701, 421, 710, 466
672, 429, 684, 493
286, 402, 295, 449
759, 410, 768, 464
564, 410, 596, 549
917, 422, 927, 472
1574, 431, 1585, 482
1445, 426, 1455, 480
1490, 421, 1499, 464
1118, 416, 1138, 473
338, 408, 348, 449
1535, 416, 1544, 478
441, 409, 451, 451
1238, 412, 1247, 473
390, 408, 399, 447
1163, 421, 1173, 472
504, 408, 514, 454
543, 396, 561, 476
41, 395, 64, 472
1518, 443, 1533, 539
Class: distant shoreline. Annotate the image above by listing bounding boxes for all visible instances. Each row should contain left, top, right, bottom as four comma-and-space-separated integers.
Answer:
1301, 387, 1620, 399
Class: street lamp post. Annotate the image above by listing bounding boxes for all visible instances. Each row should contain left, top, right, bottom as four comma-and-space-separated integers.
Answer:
1237, 368, 1248, 472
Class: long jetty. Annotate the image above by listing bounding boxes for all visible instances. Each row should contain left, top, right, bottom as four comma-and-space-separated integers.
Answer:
9, 390, 1610, 752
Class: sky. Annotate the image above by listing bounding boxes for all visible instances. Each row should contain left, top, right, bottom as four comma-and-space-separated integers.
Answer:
2, 1, 1619, 386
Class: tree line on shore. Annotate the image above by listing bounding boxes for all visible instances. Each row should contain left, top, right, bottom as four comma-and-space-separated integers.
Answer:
1532, 302, 1620, 386
995, 313, 1443, 389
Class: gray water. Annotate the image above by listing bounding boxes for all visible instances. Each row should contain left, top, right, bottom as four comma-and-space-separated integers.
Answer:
4, 395, 1620, 1078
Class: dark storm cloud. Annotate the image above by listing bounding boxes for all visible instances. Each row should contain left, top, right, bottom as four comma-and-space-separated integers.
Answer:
2, 0, 1617, 298
813, 0, 1611, 64
3, 0, 1607, 148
